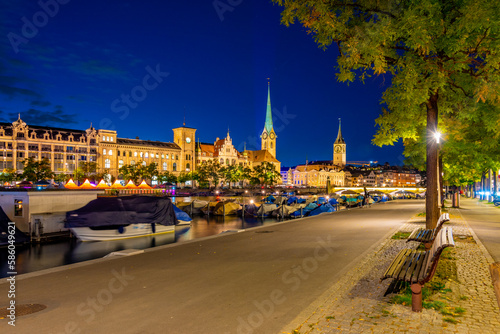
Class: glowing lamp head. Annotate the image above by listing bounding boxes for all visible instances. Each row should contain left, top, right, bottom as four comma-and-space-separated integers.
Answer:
434, 132, 441, 144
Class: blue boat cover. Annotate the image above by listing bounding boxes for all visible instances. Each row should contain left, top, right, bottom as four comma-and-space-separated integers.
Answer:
0, 206, 29, 245
173, 205, 192, 222
287, 196, 298, 205
317, 197, 326, 204
265, 195, 276, 203
65, 196, 178, 228
328, 198, 338, 205
297, 198, 306, 204
309, 203, 336, 216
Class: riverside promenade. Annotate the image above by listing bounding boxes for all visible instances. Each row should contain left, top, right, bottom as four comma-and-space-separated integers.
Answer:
1, 199, 499, 333
284, 197, 500, 334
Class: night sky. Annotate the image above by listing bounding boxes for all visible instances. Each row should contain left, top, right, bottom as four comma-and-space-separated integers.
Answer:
1, 0, 405, 168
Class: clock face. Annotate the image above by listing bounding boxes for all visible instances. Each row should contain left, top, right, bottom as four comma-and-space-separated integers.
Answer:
270, 132, 275, 139
186, 137, 191, 143
334, 145, 342, 153
262, 133, 268, 140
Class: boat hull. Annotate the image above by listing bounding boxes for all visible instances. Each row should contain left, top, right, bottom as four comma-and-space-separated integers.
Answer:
70, 223, 175, 241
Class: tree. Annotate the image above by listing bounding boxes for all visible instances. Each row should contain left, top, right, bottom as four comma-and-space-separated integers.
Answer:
253, 162, 281, 186
196, 159, 222, 188
0, 168, 19, 184
21, 157, 54, 182
74, 161, 99, 182
220, 164, 241, 188
158, 170, 177, 184
274, 0, 500, 228
137, 162, 159, 182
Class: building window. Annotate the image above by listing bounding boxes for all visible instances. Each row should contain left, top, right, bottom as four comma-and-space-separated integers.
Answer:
175, 155, 178, 160
142, 161, 146, 166
105, 159, 110, 168
131, 160, 136, 165
109, 150, 113, 156
163, 162, 167, 171
161, 154, 164, 159
140, 152, 143, 158
166, 154, 169, 159
220, 158, 224, 164
118, 160, 124, 168
14, 199, 23, 216
226, 159, 229, 165
110, 137, 113, 142
173, 163, 177, 171
156, 153, 159, 158
117, 150, 120, 156
103, 149, 107, 155
129, 151, 132, 157
186, 163, 190, 171
134, 152, 137, 157
145, 152, 148, 158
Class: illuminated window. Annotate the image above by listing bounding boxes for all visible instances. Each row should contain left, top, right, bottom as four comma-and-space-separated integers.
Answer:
186, 163, 190, 171
145, 152, 148, 158
166, 154, 169, 159
173, 163, 177, 171
109, 150, 112, 156
156, 153, 159, 158
131, 160, 136, 165
161, 154, 164, 159
110, 137, 113, 142
118, 160, 124, 168
105, 159, 110, 168
142, 161, 146, 166
14, 199, 23, 216
163, 162, 167, 171
134, 152, 137, 157
103, 149, 107, 155
140, 152, 143, 158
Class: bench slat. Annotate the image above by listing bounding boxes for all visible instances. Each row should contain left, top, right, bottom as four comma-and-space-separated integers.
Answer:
397, 250, 418, 281
383, 249, 412, 279
405, 251, 425, 282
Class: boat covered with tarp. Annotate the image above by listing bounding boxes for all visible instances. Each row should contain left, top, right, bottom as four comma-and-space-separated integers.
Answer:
65, 196, 178, 241
173, 205, 193, 225
0, 206, 29, 246
213, 201, 241, 216
308, 203, 336, 216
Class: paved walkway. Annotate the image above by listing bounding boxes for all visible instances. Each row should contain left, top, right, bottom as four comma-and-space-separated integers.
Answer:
281, 203, 500, 334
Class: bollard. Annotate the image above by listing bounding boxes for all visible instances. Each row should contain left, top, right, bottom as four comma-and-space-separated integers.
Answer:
410, 283, 423, 312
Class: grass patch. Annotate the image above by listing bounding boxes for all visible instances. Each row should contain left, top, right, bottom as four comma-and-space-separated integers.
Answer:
387, 247, 464, 323
443, 317, 459, 324
416, 212, 426, 217
325, 316, 335, 320
392, 232, 411, 240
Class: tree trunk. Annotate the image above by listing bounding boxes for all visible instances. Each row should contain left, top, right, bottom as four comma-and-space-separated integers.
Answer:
426, 93, 439, 229
439, 153, 443, 206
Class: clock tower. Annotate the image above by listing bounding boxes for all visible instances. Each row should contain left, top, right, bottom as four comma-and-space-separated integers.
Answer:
173, 124, 196, 172
333, 118, 346, 167
260, 81, 277, 157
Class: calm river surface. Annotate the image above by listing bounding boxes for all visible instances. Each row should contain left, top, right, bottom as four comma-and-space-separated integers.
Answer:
0, 196, 287, 278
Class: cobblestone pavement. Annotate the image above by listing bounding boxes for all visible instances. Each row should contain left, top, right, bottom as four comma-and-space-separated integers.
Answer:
280, 207, 500, 334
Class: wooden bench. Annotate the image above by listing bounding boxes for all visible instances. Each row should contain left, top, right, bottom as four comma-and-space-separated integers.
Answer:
381, 226, 455, 312
407, 213, 450, 250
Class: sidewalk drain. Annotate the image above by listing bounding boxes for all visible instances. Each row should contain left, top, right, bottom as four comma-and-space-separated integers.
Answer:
0, 304, 47, 318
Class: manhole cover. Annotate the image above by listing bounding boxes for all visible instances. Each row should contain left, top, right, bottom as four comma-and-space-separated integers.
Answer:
0, 304, 47, 319
255, 230, 274, 233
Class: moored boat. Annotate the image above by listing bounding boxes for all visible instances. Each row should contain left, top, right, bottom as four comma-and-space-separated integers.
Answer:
65, 196, 178, 241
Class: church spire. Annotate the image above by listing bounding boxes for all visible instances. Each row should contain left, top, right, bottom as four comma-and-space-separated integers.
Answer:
265, 79, 273, 132
335, 118, 345, 144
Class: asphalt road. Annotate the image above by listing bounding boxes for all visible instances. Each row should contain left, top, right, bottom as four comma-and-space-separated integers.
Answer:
457, 197, 500, 262
0, 200, 424, 334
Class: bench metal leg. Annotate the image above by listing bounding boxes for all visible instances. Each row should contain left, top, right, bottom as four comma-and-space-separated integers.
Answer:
411, 283, 423, 312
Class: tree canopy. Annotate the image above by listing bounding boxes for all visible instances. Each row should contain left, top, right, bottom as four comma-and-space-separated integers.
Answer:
273, 0, 500, 227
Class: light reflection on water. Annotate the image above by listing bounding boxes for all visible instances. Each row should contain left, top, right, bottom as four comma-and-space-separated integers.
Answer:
0, 196, 283, 278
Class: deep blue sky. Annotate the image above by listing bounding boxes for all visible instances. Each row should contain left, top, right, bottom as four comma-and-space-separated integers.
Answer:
1, 0, 405, 167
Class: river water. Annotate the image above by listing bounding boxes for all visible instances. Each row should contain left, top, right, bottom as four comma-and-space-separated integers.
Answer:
0, 196, 287, 278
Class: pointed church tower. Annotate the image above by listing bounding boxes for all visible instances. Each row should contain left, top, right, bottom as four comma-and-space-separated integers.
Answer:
261, 81, 277, 157
333, 118, 346, 167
